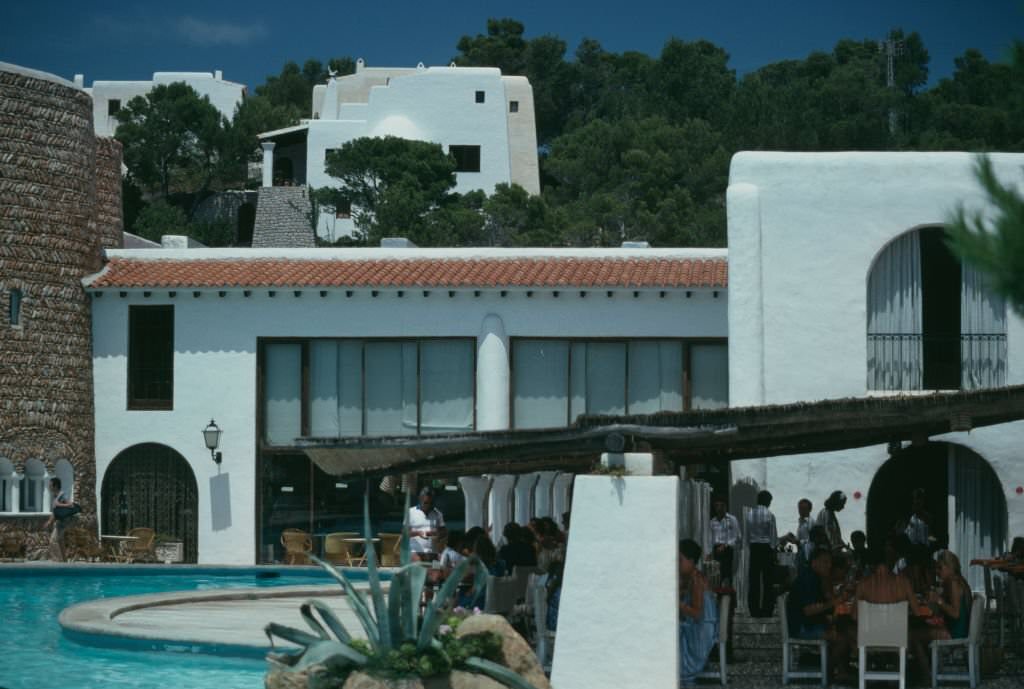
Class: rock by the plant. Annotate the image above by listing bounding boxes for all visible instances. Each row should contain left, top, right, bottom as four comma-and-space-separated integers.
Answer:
454, 614, 551, 689
342, 672, 425, 689
449, 670, 507, 689
265, 663, 316, 689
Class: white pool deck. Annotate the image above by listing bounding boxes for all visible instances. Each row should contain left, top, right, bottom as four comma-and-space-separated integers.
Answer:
60, 584, 371, 651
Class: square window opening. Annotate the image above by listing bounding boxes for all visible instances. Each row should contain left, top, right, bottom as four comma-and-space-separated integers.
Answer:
334, 200, 352, 219
108, 99, 121, 117
509, 100, 519, 113
475, 90, 485, 104
449, 145, 481, 173
9, 288, 22, 326
128, 305, 174, 409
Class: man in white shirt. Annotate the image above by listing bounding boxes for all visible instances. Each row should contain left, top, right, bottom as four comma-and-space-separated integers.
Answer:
782, 498, 813, 549
905, 488, 931, 547
408, 486, 446, 561
710, 496, 740, 586
745, 490, 779, 617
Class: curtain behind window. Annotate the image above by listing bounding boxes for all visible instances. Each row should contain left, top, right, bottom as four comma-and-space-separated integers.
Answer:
513, 340, 569, 428
867, 231, 923, 390
420, 340, 474, 431
690, 343, 729, 409
586, 342, 627, 416
264, 343, 302, 445
310, 341, 363, 437
628, 341, 684, 414
961, 263, 1007, 390
950, 445, 1007, 591
365, 342, 417, 436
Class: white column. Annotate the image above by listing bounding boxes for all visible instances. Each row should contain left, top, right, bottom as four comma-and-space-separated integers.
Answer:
488, 474, 517, 542
533, 471, 559, 519
475, 314, 510, 431
11, 474, 21, 514
458, 476, 492, 531
514, 472, 540, 525
552, 473, 574, 529
42, 473, 52, 513
261, 141, 276, 188
552, 475, 679, 689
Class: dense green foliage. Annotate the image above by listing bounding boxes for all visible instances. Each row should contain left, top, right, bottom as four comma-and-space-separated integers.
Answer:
116, 20, 1023, 247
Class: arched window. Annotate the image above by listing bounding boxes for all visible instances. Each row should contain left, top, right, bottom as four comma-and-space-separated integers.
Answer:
54, 459, 74, 502
867, 227, 1007, 391
20, 458, 46, 513
0, 457, 14, 512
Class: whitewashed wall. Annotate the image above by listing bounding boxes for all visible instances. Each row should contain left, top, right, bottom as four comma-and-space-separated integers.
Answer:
92, 248, 728, 564
727, 152, 1024, 543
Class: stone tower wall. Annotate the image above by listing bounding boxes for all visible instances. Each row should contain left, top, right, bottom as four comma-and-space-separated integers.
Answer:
0, 64, 117, 555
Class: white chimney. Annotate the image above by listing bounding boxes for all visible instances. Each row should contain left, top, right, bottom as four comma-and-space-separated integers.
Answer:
214, 70, 223, 80
73, 74, 84, 89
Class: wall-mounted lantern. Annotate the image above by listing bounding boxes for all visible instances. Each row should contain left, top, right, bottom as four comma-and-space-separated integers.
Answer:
203, 419, 223, 465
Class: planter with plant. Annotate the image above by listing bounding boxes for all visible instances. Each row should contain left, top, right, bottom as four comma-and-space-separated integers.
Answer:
264, 490, 547, 689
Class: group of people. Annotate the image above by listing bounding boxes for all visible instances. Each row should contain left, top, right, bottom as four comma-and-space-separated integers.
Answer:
686, 486, 1010, 686
406, 486, 568, 612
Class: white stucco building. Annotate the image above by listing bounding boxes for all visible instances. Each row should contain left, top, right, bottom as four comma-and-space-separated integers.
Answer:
727, 152, 1024, 589
257, 60, 540, 242
78, 70, 245, 137
84, 247, 727, 564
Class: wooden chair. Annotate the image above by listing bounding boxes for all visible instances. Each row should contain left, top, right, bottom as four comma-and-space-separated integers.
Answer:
123, 527, 156, 563
324, 532, 362, 566
931, 593, 985, 688
377, 532, 402, 567
281, 528, 312, 565
779, 592, 828, 687
697, 594, 731, 685
64, 527, 105, 562
857, 600, 909, 689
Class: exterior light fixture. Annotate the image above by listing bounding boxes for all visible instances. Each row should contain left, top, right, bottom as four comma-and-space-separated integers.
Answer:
203, 419, 223, 465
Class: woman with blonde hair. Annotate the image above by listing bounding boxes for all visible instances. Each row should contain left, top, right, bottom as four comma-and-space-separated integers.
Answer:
910, 549, 973, 680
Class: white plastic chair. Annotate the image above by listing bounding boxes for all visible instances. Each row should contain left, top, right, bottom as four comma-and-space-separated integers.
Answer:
857, 600, 909, 689
697, 594, 731, 685
530, 582, 556, 673
779, 592, 828, 687
930, 593, 985, 688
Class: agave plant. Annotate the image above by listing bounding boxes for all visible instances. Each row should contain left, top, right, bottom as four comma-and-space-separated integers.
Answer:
265, 488, 539, 689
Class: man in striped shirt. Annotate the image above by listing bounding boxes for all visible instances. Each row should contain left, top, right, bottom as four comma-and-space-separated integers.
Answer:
710, 496, 740, 586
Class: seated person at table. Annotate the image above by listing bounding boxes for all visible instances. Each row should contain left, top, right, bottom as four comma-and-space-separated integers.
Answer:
857, 548, 916, 606
498, 522, 538, 572
909, 549, 972, 680
678, 539, 719, 688
799, 526, 830, 569
439, 531, 465, 573
849, 531, 869, 577
902, 544, 934, 596
788, 548, 851, 680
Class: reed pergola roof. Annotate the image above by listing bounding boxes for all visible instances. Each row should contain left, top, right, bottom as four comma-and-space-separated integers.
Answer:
300, 385, 1024, 478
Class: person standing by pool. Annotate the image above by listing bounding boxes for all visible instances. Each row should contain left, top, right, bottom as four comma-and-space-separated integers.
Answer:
408, 486, 446, 562
44, 477, 73, 562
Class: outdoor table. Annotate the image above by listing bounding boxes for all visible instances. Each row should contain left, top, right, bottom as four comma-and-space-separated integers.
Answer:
100, 534, 139, 562
341, 537, 380, 565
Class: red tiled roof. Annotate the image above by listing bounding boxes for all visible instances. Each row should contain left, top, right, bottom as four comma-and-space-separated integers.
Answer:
87, 257, 728, 289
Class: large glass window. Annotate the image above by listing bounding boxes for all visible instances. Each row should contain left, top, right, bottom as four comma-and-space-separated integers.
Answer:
690, 343, 729, 409
262, 338, 475, 444
512, 339, 703, 428
128, 305, 174, 409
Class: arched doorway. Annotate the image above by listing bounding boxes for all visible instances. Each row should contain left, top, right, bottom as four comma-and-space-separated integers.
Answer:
101, 444, 199, 562
867, 442, 1007, 590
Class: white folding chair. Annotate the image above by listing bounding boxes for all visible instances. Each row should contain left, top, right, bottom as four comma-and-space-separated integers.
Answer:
697, 594, 731, 685
857, 600, 909, 689
779, 592, 828, 687
931, 593, 985, 688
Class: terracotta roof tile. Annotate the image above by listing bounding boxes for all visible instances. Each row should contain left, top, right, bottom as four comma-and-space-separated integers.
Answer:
87, 257, 728, 290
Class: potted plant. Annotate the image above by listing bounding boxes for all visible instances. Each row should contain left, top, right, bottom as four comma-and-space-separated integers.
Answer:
265, 491, 548, 689
153, 534, 184, 563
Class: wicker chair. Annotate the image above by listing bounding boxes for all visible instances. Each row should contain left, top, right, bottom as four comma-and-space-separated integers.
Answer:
64, 527, 105, 562
324, 532, 363, 566
378, 532, 402, 567
281, 528, 313, 565
122, 527, 156, 563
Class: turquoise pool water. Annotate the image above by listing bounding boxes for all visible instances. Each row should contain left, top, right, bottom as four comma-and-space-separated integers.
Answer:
0, 566, 354, 689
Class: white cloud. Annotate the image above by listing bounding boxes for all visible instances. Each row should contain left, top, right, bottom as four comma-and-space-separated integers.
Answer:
176, 16, 268, 46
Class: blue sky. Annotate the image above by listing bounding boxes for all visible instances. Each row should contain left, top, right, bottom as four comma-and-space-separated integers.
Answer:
2, 1, 1021, 92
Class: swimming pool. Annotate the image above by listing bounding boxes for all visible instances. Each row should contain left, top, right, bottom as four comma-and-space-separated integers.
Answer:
0, 565, 356, 689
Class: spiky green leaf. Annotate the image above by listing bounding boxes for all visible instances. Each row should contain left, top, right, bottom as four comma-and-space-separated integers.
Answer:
265, 621, 323, 648
286, 639, 368, 672
301, 599, 352, 644
310, 555, 381, 650
464, 656, 541, 689
363, 485, 391, 649
417, 555, 487, 651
